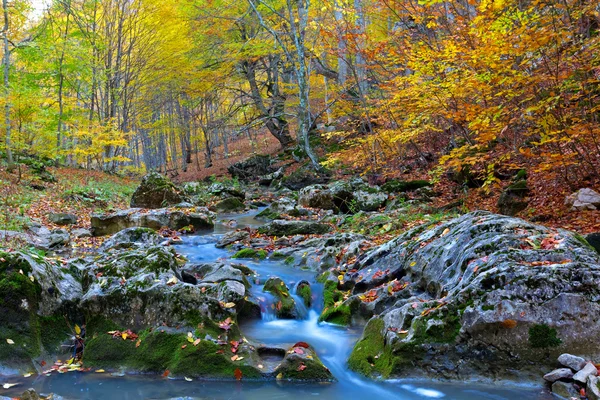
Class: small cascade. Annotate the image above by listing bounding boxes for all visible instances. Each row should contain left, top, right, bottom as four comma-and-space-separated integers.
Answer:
290, 293, 309, 319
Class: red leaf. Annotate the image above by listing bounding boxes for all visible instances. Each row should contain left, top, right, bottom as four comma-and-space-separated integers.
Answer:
297, 363, 306, 371
234, 368, 243, 381
162, 370, 170, 378
293, 342, 310, 349
293, 347, 304, 354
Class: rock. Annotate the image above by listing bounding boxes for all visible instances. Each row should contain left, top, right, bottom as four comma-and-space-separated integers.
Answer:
258, 167, 284, 186
558, 353, 587, 371
99, 227, 164, 251
353, 190, 387, 212
72, 228, 92, 238
0, 249, 82, 373
228, 154, 275, 182
281, 166, 330, 190
263, 278, 297, 319
48, 213, 78, 225
497, 180, 529, 216
588, 375, 600, 400
258, 220, 331, 236
543, 368, 574, 382
298, 185, 336, 210
215, 230, 250, 248
19, 389, 40, 400
551, 381, 579, 398
90, 207, 215, 236
207, 183, 245, 200
566, 188, 600, 211
573, 362, 598, 383
345, 211, 600, 380
130, 172, 183, 209
273, 343, 334, 381
585, 233, 600, 254
296, 281, 312, 307
214, 197, 245, 213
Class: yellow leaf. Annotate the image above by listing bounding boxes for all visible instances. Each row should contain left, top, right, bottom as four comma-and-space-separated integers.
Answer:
74, 325, 81, 335
121, 333, 128, 340
66, 358, 74, 365
223, 302, 236, 308
276, 372, 283, 380
95, 369, 105, 373
6, 339, 14, 345
136, 340, 141, 348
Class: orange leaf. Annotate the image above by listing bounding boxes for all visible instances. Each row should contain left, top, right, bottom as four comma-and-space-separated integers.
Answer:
162, 370, 170, 378
234, 368, 243, 381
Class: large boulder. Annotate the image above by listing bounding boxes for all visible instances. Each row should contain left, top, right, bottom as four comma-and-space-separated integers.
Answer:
273, 343, 334, 381
228, 155, 275, 182
0, 249, 82, 373
263, 278, 297, 319
90, 207, 215, 236
130, 172, 183, 209
298, 181, 387, 213
344, 211, 600, 380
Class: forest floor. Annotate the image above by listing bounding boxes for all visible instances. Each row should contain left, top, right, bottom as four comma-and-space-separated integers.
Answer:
1, 133, 598, 242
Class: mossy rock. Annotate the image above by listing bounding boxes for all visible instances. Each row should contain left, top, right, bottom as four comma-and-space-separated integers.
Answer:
347, 318, 399, 378
318, 280, 351, 325
214, 197, 245, 213
83, 328, 262, 379
232, 248, 267, 260
529, 324, 562, 349
263, 278, 297, 319
381, 180, 431, 193
296, 281, 312, 307
130, 172, 183, 209
274, 343, 333, 381
256, 207, 281, 221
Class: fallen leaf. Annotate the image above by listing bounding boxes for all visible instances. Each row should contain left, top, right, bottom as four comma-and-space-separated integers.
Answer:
223, 302, 236, 308
136, 340, 141, 348
166, 276, 178, 286
234, 368, 243, 381
293, 342, 310, 349
74, 325, 81, 335
501, 319, 518, 329
162, 370, 170, 378
276, 372, 283, 380
23, 373, 32, 378
6, 339, 14, 345
2, 383, 19, 389
193, 338, 201, 346
95, 369, 105, 373
181, 345, 187, 349
297, 363, 306, 371
230, 355, 239, 361
184, 377, 192, 382
293, 347, 304, 355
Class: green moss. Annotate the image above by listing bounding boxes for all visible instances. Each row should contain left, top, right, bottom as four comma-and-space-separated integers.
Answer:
348, 318, 397, 378
284, 256, 295, 265
270, 252, 287, 260
39, 316, 71, 354
215, 197, 245, 212
297, 284, 312, 307
529, 324, 561, 348
256, 207, 281, 221
232, 248, 267, 260
318, 280, 351, 325
276, 357, 331, 380
263, 278, 296, 318
481, 304, 495, 311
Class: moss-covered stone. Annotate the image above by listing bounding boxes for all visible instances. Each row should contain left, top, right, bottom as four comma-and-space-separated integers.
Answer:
318, 280, 351, 325
130, 172, 183, 209
348, 318, 397, 378
232, 248, 267, 260
296, 282, 312, 307
215, 197, 245, 213
263, 278, 296, 319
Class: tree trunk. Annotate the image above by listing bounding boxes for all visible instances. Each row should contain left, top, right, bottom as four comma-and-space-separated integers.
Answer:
2, 0, 12, 166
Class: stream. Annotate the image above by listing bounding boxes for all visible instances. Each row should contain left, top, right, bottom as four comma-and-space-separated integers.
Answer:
1, 209, 554, 399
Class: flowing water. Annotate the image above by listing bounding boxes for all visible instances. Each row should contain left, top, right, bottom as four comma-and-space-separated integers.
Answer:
0, 209, 554, 399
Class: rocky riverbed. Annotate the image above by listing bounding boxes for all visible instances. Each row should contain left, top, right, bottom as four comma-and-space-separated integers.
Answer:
1, 172, 598, 399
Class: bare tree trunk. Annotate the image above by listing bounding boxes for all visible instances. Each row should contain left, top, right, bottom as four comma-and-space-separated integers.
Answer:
2, 0, 12, 166
334, 0, 347, 86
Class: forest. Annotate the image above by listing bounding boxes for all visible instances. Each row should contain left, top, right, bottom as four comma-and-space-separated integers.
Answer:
1, 0, 600, 399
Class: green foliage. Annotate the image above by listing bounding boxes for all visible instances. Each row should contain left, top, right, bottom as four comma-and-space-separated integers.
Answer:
232, 248, 267, 260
